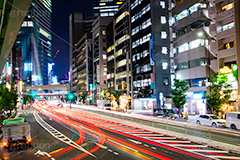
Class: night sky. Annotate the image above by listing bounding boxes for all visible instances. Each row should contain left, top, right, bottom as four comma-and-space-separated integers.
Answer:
52, 0, 92, 80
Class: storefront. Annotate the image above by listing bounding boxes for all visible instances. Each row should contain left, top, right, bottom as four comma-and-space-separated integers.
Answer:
186, 92, 206, 115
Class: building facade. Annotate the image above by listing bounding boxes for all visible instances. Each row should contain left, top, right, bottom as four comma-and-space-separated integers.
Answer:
69, 13, 95, 95
92, 0, 126, 17
92, 17, 113, 104
208, 0, 240, 111
171, 0, 216, 114
113, 1, 131, 94
130, 0, 171, 109
15, 0, 52, 86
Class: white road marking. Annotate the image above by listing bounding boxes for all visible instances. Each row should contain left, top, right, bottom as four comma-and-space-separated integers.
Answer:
146, 137, 176, 140
170, 144, 208, 148
136, 134, 163, 136
160, 141, 191, 143
35, 150, 55, 160
186, 149, 228, 153
107, 139, 138, 152
108, 149, 113, 152
33, 113, 96, 158
127, 139, 142, 144
113, 152, 119, 155
128, 132, 153, 134
95, 143, 108, 149
144, 144, 149, 147
151, 147, 157, 150
207, 156, 240, 159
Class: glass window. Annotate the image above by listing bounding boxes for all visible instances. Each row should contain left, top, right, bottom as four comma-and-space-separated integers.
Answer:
178, 43, 189, 53
160, 1, 165, 8
161, 31, 167, 39
177, 62, 188, 70
189, 39, 204, 50
162, 47, 168, 54
161, 16, 167, 24
176, 9, 188, 21
163, 78, 168, 85
162, 62, 168, 70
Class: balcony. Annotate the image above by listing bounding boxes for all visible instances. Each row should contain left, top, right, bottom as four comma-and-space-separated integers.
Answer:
176, 66, 209, 80
218, 47, 236, 59
216, 27, 235, 40
208, 6, 215, 20
216, 8, 234, 22
209, 23, 216, 36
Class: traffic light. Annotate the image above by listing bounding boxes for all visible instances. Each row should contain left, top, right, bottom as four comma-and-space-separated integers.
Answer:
31, 92, 36, 97
67, 93, 75, 101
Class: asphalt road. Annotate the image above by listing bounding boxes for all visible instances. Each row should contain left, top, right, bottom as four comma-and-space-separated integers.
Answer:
2, 103, 240, 160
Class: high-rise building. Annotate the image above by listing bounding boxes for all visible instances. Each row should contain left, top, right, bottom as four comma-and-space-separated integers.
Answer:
92, 16, 113, 104
113, 1, 131, 94
208, 0, 240, 110
69, 13, 95, 95
15, 0, 52, 86
92, 0, 125, 17
170, 0, 215, 114
130, 0, 171, 109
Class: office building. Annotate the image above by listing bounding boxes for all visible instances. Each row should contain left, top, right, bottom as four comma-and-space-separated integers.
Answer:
92, 16, 113, 104
112, 1, 131, 94
106, 21, 115, 92
69, 13, 95, 95
170, 0, 216, 114
92, 0, 126, 17
130, 0, 171, 109
15, 0, 52, 86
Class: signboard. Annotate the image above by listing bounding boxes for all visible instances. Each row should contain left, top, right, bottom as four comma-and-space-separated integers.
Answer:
150, 73, 155, 89
97, 65, 100, 82
219, 66, 232, 74
149, 36, 154, 66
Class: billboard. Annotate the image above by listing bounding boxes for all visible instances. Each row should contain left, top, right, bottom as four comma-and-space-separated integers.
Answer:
149, 36, 154, 66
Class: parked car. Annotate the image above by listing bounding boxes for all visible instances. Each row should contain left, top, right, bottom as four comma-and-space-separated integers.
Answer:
196, 114, 226, 127
153, 108, 177, 119
226, 112, 240, 130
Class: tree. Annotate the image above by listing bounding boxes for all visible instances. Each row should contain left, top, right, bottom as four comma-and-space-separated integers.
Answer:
112, 91, 122, 109
0, 76, 18, 122
23, 95, 34, 104
100, 90, 110, 100
170, 79, 189, 118
207, 73, 232, 114
78, 92, 87, 104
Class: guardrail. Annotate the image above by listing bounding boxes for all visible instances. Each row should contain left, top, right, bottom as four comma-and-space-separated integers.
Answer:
86, 109, 240, 148
51, 101, 240, 151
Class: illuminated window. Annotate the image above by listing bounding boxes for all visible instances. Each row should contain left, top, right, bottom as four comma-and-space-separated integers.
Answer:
116, 2, 123, 4
222, 3, 234, 11
161, 31, 167, 39
99, 3, 106, 6
160, 1, 165, 8
178, 43, 189, 53
162, 62, 168, 70
162, 47, 168, 54
189, 39, 204, 50
161, 16, 167, 24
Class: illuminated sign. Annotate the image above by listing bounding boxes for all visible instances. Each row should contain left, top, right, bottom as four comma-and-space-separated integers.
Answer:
193, 92, 205, 99
24, 63, 33, 71
32, 75, 41, 81
149, 36, 154, 65
219, 66, 232, 74
48, 63, 53, 76
232, 64, 237, 78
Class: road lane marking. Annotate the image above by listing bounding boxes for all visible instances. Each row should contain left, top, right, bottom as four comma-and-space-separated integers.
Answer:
169, 144, 208, 147
108, 149, 113, 152
113, 152, 119, 155
107, 138, 139, 152
146, 137, 176, 140
33, 113, 96, 158
160, 141, 191, 143
144, 144, 149, 147
136, 134, 163, 136
49, 148, 64, 154
35, 150, 55, 160
207, 156, 240, 159
127, 139, 142, 144
186, 150, 228, 153
151, 147, 157, 150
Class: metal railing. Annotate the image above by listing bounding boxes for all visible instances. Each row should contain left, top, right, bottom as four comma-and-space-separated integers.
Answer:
86, 109, 240, 147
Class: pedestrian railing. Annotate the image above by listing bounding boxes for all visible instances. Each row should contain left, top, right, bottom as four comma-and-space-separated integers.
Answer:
86, 109, 240, 147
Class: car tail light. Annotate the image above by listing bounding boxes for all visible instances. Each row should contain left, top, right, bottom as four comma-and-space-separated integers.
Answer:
2, 142, 8, 147
27, 138, 32, 143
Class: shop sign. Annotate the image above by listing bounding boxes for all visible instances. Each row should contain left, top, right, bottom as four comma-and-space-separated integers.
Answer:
219, 66, 232, 74
193, 92, 205, 99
